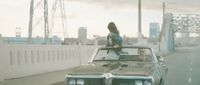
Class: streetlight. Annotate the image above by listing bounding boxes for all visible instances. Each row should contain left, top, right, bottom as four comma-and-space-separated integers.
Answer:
162, 1, 166, 24
138, 0, 142, 43
162, 0, 177, 20
159, 0, 166, 53
160, 0, 177, 52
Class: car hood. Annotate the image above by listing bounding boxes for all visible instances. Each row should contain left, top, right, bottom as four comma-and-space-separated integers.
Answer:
110, 62, 156, 76
66, 62, 156, 76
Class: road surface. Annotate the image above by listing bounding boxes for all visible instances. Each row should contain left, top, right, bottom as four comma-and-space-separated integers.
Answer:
165, 47, 200, 85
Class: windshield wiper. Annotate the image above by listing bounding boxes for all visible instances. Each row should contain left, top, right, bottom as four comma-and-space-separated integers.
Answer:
102, 63, 111, 67
94, 59, 118, 61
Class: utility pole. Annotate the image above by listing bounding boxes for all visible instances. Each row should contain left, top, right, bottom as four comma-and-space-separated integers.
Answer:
159, 1, 166, 53
138, 0, 141, 33
163, 2, 166, 24
138, 0, 142, 42
44, 0, 49, 44
28, 0, 34, 44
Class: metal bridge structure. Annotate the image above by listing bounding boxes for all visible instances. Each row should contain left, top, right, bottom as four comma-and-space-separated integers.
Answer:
173, 14, 200, 33
160, 13, 200, 53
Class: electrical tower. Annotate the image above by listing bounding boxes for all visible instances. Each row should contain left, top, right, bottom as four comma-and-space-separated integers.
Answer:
50, 0, 68, 39
28, 0, 67, 44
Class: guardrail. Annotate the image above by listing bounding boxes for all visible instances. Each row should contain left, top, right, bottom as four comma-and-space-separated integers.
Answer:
0, 44, 98, 81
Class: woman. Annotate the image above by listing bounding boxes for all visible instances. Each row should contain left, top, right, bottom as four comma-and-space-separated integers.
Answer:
106, 22, 123, 48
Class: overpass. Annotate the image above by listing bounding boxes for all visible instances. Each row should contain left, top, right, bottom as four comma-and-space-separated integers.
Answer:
1, 13, 200, 84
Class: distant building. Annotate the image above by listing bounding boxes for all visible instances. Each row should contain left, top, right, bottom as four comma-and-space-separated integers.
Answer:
15, 27, 21, 38
63, 38, 78, 45
78, 27, 87, 45
1, 35, 62, 45
149, 23, 160, 38
0, 34, 2, 44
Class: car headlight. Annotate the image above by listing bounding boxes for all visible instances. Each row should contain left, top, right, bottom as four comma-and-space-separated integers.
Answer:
69, 79, 76, 85
77, 79, 84, 85
104, 73, 112, 79
135, 80, 143, 85
144, 80, 152, 85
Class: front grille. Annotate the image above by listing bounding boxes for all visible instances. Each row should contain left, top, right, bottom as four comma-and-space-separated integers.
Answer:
113, 79, 136, 85
112, 79, 151, 85
83, 78, 104, 85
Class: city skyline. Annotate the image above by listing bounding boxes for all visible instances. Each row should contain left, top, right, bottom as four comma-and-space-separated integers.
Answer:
0, 0, 199, 39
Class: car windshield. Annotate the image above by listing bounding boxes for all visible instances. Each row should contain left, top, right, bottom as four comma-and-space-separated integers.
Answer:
93, 47, 154, 62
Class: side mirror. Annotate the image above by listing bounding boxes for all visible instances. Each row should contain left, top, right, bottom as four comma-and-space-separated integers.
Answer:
157, 56, 164, 62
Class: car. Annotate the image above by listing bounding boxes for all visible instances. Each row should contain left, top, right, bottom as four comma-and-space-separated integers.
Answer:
64, 46, 168, 85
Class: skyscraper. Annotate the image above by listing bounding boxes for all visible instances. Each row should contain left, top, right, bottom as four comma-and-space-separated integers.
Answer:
78, 27, 87, 44
149, 23, 160, 38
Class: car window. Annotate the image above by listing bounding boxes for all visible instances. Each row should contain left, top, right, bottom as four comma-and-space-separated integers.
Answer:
93, 47, 154, 62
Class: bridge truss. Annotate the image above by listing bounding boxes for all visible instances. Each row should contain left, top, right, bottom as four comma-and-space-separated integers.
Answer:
160, 13, 200, 52
172, 14, 200, 33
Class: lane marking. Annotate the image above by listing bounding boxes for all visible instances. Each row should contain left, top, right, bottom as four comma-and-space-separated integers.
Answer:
190, 68, 193, 71
188, 77, 192, 83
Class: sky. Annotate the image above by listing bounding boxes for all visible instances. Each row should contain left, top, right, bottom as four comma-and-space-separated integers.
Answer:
0, 0, 199, 39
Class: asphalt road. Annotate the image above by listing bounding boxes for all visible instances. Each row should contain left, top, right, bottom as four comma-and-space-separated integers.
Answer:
165, 47, 200, 85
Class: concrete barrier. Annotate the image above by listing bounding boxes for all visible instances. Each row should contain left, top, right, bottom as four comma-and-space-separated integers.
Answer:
0, 44, 98, 81
0, 36, 5, 81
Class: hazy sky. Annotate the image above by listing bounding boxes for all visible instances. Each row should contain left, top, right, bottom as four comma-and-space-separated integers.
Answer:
0, 0, 199, 39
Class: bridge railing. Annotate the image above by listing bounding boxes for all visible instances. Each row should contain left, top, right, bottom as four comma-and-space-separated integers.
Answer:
0, 44, 98, 81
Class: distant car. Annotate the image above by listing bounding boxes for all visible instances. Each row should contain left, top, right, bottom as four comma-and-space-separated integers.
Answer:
64, 46, 168, 85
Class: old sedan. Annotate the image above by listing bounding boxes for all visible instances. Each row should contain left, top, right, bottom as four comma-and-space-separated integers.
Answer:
64, 46, 168, 85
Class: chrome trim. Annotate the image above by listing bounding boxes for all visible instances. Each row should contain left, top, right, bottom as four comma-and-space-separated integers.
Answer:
65, 74, 104, 78
112, 76, 154, 84
113, 75, 154, 80
65, 74, 154, 82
